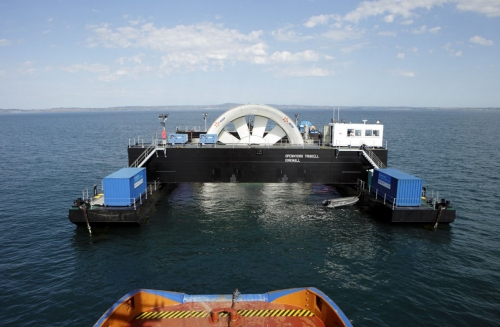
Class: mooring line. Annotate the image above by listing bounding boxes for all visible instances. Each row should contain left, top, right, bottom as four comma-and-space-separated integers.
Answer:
81, 204, 92, 235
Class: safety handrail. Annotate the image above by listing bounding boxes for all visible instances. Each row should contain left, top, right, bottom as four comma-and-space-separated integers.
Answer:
129, 143, 157, 168
360, 144, 386, 169
358, 179, 421, 209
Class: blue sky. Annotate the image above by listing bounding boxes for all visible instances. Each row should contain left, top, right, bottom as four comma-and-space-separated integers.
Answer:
1, 0, 499, 109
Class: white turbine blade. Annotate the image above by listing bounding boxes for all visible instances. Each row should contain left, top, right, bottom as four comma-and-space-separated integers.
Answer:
233, 117, 250, 140
252, 116, 267, 138
263, 125, 286, 145
218, 130, 240, 144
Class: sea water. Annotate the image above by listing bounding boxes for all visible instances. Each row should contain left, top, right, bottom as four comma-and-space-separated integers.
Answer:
0, 108, 499, 326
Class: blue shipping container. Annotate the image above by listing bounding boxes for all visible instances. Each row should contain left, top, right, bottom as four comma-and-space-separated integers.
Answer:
371, 168, 423, 207
103, 168, 147, 206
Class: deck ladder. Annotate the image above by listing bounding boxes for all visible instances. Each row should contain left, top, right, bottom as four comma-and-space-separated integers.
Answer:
360, 145, 386, 169
129, 143, 158, 168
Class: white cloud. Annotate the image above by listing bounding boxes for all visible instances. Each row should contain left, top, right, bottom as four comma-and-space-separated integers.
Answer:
340, 43, 369, 54
384, 15, 394, 23
302, 0, 498, 39
322, 27, 364, 41
111, 64, 152, 79
272, 26, 297, 42
116, 54, 144, 65
470, 35, 494, 46
0, 38, 11, 46
397, 53, 405, 59
411, 25, 427, 34
86, 22, 268, 73
123, 14, 146, 26
442, 42, 452, 50
411, 25, 441, 34
61, 63, 109, 74
47, 18, 53, 22
18, 61, 37, 74
344, 0, 447, 23
442, 42, 463, 56
61, 61, 153, 82
87, 22, 263, 50
272, 66, 334, 77
303, 14, 340, 28
272, 24, 312, 42
391, 69, 415, 77
270, 50, 322, 63
428, 26, 441, 33
97, 73, 120, 82
456, 0, 500, 17
396, 45, 418, 53
85, 22, 337, 76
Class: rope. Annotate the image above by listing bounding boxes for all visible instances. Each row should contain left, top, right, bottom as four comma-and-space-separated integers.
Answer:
80, 204, 92, 236
433, 206, 445, 230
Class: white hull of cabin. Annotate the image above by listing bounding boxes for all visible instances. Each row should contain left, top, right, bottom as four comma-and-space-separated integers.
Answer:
327, 122, 384, 147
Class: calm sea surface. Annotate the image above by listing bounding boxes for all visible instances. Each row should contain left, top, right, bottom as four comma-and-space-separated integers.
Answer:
1, 108, 499, 326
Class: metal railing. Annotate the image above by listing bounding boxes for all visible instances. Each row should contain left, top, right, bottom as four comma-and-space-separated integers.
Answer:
360, 144, 386, 169
176, 126, 202, 132
81, 179, 161, 208
128, 134, 158, 168
358, 178, 444, 210
99, 193, 145, 209
129, 143, 157, 168
195, 142, 322, 149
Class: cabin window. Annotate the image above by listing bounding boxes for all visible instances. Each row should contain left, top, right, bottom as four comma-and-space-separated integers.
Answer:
373, 130, 380, 137
347, 129, 354, 137
365, 130, 372, 136
355, 130, 361, 136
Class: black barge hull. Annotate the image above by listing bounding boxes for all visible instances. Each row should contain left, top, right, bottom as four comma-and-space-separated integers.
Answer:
68, 183, 174, 226
129, 146, 388, 184
359, 189, 456, 223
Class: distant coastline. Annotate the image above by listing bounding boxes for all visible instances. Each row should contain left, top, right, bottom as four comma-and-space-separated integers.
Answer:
0, 103, 498, 114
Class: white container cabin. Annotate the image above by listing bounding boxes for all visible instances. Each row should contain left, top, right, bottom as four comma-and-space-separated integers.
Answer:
326, 120, 384, 148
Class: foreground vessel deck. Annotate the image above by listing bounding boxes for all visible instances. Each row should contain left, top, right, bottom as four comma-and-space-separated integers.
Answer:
94, 288, 352, 327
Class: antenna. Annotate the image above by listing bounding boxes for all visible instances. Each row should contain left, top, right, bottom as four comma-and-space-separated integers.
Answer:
202, 113, 208, 131
159, 114, 169, 128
